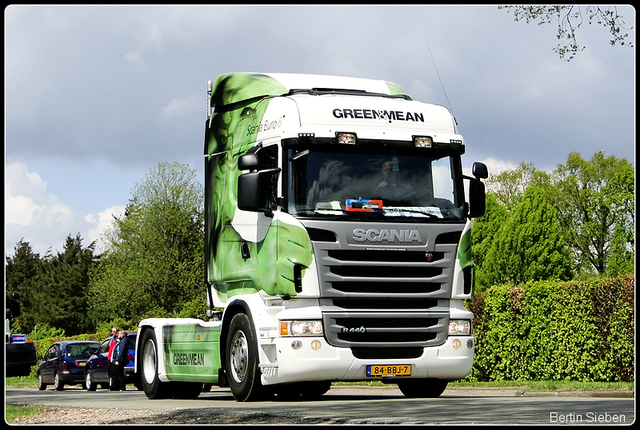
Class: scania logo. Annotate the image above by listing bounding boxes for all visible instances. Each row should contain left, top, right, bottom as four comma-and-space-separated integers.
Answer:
352, 228, 422, 243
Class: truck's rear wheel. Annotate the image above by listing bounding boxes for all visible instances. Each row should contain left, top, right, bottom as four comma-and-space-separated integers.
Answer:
140, 328, 170, 399
226, 313, 263, 402
398, 378, 448, 398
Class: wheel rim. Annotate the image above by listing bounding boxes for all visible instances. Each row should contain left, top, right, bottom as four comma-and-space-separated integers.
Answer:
54, 374, 60, 388
229, 330, 249, 383
38, 374, 43, 387
86, 372, 92, 388
142, 338, 157, 385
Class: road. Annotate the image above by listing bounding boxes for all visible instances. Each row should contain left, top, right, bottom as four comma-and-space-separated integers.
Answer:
5, 385, 635, 425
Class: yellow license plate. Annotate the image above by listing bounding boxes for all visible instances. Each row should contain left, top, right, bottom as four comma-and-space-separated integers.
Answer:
367, 364, 411, 377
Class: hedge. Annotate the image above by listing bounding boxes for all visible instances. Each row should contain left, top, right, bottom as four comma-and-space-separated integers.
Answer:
467, 275, 634, 382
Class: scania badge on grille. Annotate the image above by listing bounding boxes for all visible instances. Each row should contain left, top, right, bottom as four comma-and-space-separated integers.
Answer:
352, 228, 421, 243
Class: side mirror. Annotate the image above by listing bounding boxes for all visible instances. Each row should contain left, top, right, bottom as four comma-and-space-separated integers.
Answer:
238, 153, 259, 171
468, 178, 486, 218
238, 171, 265, 212
472, 162, 488, 179
237, 168, 281, 216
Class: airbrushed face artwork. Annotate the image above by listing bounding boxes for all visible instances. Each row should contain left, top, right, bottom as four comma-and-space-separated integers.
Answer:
205, 74, 313, 302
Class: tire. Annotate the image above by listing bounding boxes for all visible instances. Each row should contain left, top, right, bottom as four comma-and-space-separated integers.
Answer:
397, 378, 448, 398
37, 373, 47, 391
300, 381, 331, 398
225, 313, 263, 402
274, 381, 331, 399
139, 328, 170, 399
173, 382, 203, 399
85, 371, 97, 391
53, 373, 64, 391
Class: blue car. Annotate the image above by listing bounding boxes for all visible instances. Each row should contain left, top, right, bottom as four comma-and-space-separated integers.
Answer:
84, 333, 139, 391
37, 341, 100, 391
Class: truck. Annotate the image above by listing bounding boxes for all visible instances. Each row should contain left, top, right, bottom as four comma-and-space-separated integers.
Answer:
136, 72, 488, 401
6, 291, 37, 377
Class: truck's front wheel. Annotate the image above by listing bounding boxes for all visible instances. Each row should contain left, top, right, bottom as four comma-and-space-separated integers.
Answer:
226, 313, 263, 402
398, 378, 448, 398
140, 328, 170, 399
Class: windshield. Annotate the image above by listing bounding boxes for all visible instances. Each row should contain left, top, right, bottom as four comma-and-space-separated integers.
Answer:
287, 144, 465, 220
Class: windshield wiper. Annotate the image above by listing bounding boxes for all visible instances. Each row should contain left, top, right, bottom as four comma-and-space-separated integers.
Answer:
383, 207, 439, 219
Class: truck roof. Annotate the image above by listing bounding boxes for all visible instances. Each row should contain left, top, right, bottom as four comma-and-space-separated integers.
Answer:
209, 72, 411, 109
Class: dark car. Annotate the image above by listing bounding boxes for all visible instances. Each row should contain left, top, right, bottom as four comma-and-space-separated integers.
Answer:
37, 341, 100, 391
84, 333, 139, 391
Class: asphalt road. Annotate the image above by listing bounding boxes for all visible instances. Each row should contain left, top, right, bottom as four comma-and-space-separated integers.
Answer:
5, 385, 635, 425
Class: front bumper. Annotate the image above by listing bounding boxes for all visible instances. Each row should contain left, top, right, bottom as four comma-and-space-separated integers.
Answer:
260, 335, 473, 385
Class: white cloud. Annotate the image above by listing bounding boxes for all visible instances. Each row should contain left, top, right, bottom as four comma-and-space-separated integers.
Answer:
481, 158, 519, 176
5, 194, 44, 226
84, 205, 126, 253
161, 95, 200, 119
4, 160, 123, 257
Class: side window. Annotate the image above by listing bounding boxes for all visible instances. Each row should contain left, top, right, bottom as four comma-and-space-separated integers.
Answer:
257, 144, 280, 210
431, 157, 455, 204
98, 340, 110, 354
128, 335, 137, 352
257, 144, 279, 170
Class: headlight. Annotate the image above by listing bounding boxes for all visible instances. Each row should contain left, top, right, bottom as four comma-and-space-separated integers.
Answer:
280, 320, 323, 336
448, 319, 472, 336
336, 132, 356, 145
413, 136, 433, 148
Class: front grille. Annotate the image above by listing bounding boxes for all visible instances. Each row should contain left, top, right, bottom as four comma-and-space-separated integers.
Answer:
302, 220, 464, 350
323, 312, 448, 348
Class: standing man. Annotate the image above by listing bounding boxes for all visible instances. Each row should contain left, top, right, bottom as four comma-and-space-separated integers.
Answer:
113, 330, 129, 391
107, 327, 119, 391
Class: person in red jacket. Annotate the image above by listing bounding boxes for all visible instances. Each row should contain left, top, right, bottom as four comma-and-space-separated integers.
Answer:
107, 327, 119, 390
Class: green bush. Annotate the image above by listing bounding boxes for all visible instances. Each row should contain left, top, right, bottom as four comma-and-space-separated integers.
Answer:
467, 275, 634, 382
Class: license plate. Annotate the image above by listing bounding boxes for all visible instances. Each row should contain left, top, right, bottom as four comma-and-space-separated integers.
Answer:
367, 364, 411, 377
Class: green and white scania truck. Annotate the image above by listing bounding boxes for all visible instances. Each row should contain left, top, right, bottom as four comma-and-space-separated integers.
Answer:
136, 72, 488, 401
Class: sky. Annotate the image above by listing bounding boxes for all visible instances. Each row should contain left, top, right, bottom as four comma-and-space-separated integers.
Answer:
4, 5, 636, 258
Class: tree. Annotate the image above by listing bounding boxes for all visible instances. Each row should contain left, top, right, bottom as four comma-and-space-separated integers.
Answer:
5, 240, 42, 333
89, 162, 205, 326
550, 152, 634, 277
6, 235, 97, 335
485, 162, 549, 210
471, 193, 508, 292
500, 5, 634, 61
35, 234, 98, 335
481, 185, 573, 286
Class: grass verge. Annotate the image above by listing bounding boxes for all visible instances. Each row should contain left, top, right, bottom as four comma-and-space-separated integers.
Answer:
6, 404, 48, 422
